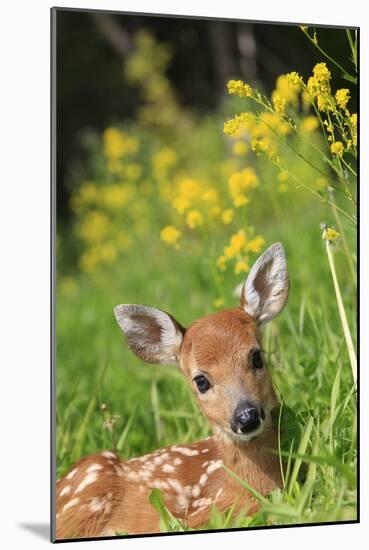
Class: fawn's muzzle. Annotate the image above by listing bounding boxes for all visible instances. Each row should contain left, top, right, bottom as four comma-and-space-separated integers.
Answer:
231, 400, 265, 434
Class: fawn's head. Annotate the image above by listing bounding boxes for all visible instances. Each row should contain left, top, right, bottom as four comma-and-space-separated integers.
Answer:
114, 243, 289, 443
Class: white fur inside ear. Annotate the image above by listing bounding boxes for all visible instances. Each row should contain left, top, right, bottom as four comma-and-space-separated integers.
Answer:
114, 304, 183, 365
242, 242, 289, 324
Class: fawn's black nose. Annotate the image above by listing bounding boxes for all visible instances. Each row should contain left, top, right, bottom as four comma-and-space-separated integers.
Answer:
231, 401, 264, 434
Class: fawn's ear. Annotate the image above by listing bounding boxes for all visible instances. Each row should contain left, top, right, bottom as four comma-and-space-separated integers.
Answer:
240, 242, 289, 325
114, 304, 185, 365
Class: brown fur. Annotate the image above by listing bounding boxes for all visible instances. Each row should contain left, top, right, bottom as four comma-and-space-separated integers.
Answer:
56, 308, 282, 539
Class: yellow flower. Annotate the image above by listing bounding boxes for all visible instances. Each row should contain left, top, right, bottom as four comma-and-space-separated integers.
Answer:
228, 167, 258, 207
335, 89, 350, 109
317, 93, 334, 112
234, 195, 250, 207
273, 75, 299, 107
216, 255, 227, 271
350, 113, 357, 146
278, 183, 288, 193
227, 80, 253, 98
330, 141, 344, 156
213, 297, 225, 309
79, 182, 99, 203
246, 236, 265, 253
224, 230, 247, 258
300, 116, 319, 134
322, 226, 340, 242
232, 141, 249, 156
79, 248, 100, 273
152, 147, 178, 178
100, 184, 133, 210
78, 211, 110, 243
272, 93, 286, 114
186, 210, 203, 229
278, 170, 289, 182
172, 196, 191, 214
286, 72, 304, 91
224, 113, 253, 136
100, 242, 118, 263
103, 128, 139, 159
302, 90, 312, 109
221, 209, 234, 225
160, 225, 181, 247
179, 178, 201, 200
234, 260, 249, 275
313, 62, 331, 82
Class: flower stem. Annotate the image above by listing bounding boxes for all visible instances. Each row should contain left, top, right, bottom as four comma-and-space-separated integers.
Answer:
328, 187, 356, 287
324, 239, 357, 384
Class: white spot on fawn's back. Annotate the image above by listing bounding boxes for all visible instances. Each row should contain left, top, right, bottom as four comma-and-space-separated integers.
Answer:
66, 468, 78, 480
199, 473, 208, 486
86, 463, 103, 473
206, 459, 223, 474
75, 472, 98, 493
172, 446, 199, 456
162, 463, 175, 473
62, 497, 80, 513
60, 485, 71, 497
102, 451, 116, 459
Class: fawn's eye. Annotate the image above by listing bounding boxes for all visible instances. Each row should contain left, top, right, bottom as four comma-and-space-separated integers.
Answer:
251, 350, 264, 370
193, 375, 211, 393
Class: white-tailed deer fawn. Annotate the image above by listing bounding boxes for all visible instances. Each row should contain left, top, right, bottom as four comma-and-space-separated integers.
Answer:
56, 242, 289, 539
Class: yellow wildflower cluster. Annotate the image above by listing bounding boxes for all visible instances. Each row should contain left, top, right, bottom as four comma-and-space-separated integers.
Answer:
103, 128, 139, 159
69, 127, 148, 273
227, 80, 253, 98
300, 115, 319, 134
160, 225, 181, 248
335, 89, 350, 110
186, 210, 203, 229
217, 231, 265, 275
228, 168, 258, 207
330, 142, 344, 156
152, 147, 178, 180
225, 61, 356, 176
272, 94, 286, 114
322, 226, 340, 243
125, 30, 182, 128
272, 74, 300, 108
224, 112, 254, 137
286, 71, 304, 91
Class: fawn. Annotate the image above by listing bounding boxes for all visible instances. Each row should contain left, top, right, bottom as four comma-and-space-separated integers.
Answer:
55, 242, 289, 539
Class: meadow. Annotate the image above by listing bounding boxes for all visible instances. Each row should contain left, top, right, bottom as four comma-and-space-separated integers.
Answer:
56, 27, 357, 530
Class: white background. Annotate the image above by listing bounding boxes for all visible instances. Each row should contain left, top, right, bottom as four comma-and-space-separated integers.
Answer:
0, 0, 367, 548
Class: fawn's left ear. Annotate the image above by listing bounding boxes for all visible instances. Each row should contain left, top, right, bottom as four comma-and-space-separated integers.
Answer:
114, 304, 185, 365
240, 242, 289, 325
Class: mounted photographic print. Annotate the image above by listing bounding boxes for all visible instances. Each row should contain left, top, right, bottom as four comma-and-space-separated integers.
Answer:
51, 7, 358, 542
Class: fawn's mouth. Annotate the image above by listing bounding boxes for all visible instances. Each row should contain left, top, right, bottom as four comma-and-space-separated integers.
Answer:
215, 420, 265, 443
231, 420, 265, 442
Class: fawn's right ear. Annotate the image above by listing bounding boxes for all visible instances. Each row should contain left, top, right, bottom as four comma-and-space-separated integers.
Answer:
240, 242, 289, 325
114, 304, 185, 366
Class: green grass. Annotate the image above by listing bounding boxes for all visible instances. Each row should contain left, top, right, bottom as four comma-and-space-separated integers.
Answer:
56, 199, 357, 530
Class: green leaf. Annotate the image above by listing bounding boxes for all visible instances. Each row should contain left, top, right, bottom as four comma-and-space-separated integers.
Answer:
149, 489, 186, 532
271, 405, 302, 456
